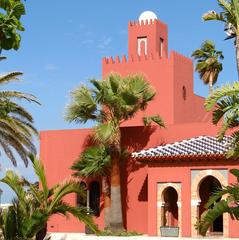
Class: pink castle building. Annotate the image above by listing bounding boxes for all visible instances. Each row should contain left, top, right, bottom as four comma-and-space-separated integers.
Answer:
41, 11, 239, 238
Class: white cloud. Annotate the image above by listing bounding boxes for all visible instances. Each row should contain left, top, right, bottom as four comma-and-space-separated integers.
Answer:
45, 64, 58, 71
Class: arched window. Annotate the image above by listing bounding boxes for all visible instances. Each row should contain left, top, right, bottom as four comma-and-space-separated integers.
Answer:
182, 86, 186, 100
137, 37, 147, 56
76, 181, 87, 207
89, 181, 100, 217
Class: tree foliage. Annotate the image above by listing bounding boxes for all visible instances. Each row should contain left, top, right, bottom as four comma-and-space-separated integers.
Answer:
205, 81, 239, 157
71, 145, 111, 178
0, 155, 98, 240
0, 71, 39, 166
66, 74, 165, 231
65, 74, 165, 144
192, 40, 223, 92
202, 0, 239, 77
202, 0, 239, 39
0, 0, 26, 51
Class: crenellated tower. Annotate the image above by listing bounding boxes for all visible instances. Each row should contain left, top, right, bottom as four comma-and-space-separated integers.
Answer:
102, 11, 208, 127
128, 15, 168, 58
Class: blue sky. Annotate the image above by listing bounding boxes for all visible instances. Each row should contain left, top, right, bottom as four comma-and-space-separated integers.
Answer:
0, 0, 237, 202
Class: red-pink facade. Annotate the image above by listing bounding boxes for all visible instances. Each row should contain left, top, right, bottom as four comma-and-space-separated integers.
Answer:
40, 17, 239, 237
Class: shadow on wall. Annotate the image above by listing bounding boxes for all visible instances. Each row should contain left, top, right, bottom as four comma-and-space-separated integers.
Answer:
138, 175, 148, 202
120, 126, 158, 229
73, 126, 158, 230
121, 126, 157, 152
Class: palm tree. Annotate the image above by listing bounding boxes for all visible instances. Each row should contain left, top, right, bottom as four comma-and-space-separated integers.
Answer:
197, 169, 239, 236
205, 81, 239, 157
0, 71, 39, 166
71, 145, 111, 229
0, 0, 26, 51
202, 0, 239, 78
0, 155, 98, 240
65, 74, 165, 231
192, 40, 224, 93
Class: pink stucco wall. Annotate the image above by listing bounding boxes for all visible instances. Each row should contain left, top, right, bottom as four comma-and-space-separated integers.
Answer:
41, 123, 239, 237
40, 17, 239, 237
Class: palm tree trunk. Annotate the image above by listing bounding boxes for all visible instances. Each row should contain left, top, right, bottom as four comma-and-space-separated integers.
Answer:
209, 74, 213, 94
102, 176, 110, 229
109, 145, 124, 232
236, 35, 239, 80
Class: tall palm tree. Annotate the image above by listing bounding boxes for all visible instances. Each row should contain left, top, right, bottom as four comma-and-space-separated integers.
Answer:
71, 145, 111, 229
65, 74, 165, 231
192, 40, 224, 93
202, 0, 239, 78
205, 81, 239, 157
197, 169, 239, 236
0, 155, 98, 240
0, 71, 39, 166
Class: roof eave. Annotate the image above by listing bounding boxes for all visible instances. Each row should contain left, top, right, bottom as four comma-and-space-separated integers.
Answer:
133, 153, 237, 163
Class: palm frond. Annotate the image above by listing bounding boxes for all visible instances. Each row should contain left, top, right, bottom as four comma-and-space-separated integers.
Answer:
65, 86, 98, 123
202, 10, 225, 22
205, 82, 239, 111
94, 120, 117, 144
0, 90, 39, 104
1, 157, 98, 239
1, 170, 27, 203
1, 206, 17, 240
52, 203, 99, 234
198, 200, 230, 236
31, 155, 49, 200
0, 140, 17, 165
218, 0, 234, 17
71, 145, 111, 178
49, 181, 86, 211
0, 72, 23, 84
143, 115, 165, 128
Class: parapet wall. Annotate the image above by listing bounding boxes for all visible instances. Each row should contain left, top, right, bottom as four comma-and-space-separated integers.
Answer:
128, 19, 167, 28
102, 53, 164, 66
102, 51, 192, 66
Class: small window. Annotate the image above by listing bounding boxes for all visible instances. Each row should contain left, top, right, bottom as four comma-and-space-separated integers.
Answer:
182, 86, 186, 100
137, 37, 147, 56
160, 38, 164, 57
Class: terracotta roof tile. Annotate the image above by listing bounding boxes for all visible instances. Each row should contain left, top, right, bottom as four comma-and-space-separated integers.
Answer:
132, 136, 232, 159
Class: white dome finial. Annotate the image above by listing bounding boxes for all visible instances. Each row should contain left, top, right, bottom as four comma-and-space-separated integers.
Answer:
139, 11, 157, 23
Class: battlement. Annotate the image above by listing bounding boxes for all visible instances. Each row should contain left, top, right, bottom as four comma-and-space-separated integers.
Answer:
103, 53, 164, 65
128, 19, 167, 28
103, 51, 192, 66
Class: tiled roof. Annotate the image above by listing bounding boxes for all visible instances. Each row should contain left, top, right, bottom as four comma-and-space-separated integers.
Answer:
132, 136, 232, 159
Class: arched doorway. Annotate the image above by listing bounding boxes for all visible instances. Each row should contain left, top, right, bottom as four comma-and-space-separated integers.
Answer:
162, 187, 178, 227
89, 181, 100, 217
198, 176, 223, 235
